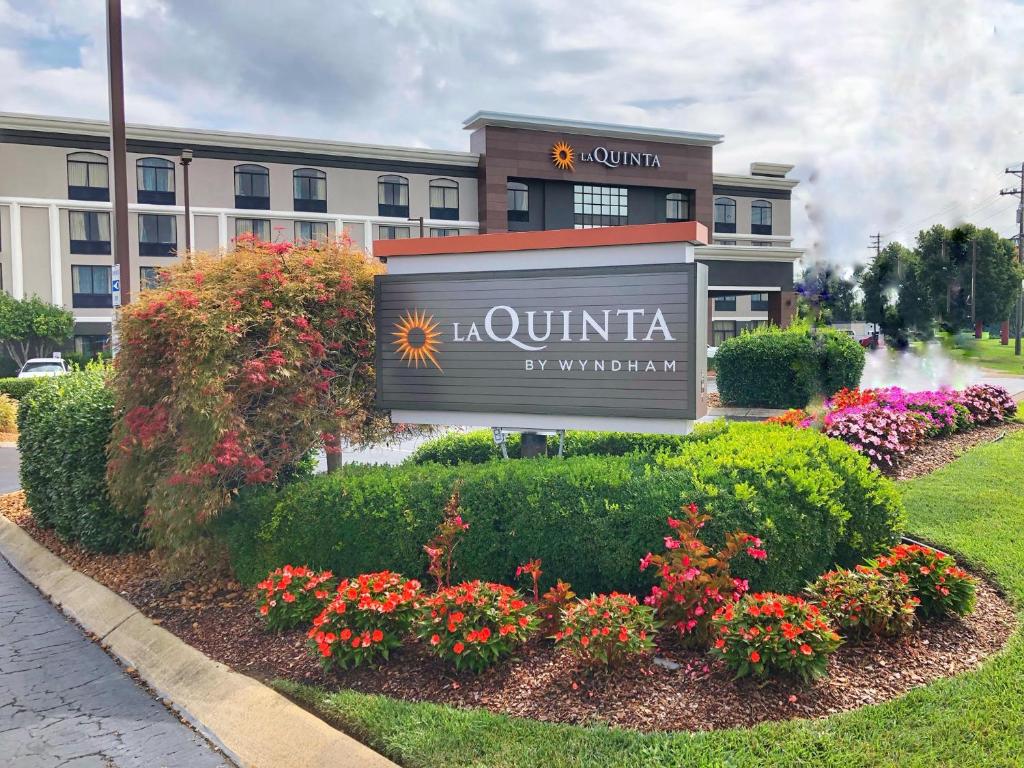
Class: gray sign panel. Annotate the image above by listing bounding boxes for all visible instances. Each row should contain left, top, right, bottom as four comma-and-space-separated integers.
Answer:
375, 263, 707, 423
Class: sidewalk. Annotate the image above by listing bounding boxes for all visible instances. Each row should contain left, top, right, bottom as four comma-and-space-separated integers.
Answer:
0, 553, 232, 768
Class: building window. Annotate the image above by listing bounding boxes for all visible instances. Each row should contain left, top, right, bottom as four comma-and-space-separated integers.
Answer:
751, 200, 772, 235
665, 191, 690, 222
753, 241, 772, 247
69, 211, 111, 254
507, 181, 529, 223
738, 319, 768, 334
67, 152, 109, 201
71, 265, 112, 308
74, 334, 111, 357
378, 225, 410, 240
234, 164, 270, 209
713, 295, 737, 312
295, 220, 328, 242
431, 228, 459, 237
139, 266, 162, 290
235, 218, 271, 241
428, 178, 459, 220
712, 320, 738, 346
377, 175, 409, 218
293, 168, 326, 213
138, 214, 177, 256
714, 197, 736, 233
573, 184, 628, 229
751, 293, 770, 311
136, 157, 175, 204
716, 240, 737, 246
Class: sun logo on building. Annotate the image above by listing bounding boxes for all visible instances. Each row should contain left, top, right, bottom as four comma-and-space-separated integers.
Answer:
392, 309, 443, 371
551, 141, 575, 171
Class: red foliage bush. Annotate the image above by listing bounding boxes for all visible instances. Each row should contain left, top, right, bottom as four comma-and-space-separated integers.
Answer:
869, 543, 976, 618
710, 592, 842, 682
108, 237, 400, 553
308, 571, 422, 670
807, 566, 918, 638
255, 564, 335, 632
554, 593, 657, 667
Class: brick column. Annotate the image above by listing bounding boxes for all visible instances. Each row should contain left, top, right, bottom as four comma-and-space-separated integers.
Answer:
767, 291, 796, 328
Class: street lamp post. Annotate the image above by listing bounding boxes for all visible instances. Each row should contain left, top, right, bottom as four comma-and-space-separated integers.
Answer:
408, 216, 425, 238
180, 148, 193, 253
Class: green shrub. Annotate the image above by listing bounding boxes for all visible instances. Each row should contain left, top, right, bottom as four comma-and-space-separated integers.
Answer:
715, 324, 866, 408
17, 371, 141, 552
221, 423, 903, 596
0, 376, 48, 401
0, 394, 17, 432
657, 424, 904, 593
408, 421, 730, 466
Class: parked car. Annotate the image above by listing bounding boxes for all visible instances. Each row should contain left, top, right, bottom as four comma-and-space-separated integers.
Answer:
707, 345, 718, 359
17, 358, 69, 378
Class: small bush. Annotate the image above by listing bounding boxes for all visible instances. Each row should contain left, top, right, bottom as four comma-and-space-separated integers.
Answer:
711, 592, 842, 682
255, 565, 336, 632
416, 581, 538, 673
823, 405, 930, 468
18, 371, 140, 552
309, 571, 422, 669
715, 325, 866, 408
959, 384, 1017, 424
807, 567, 918, 638
869, 544, 976, 618
0, 377, 47, 401
0, 394, 17, 432
555, 593, 657, 667
640, 504, 765, 646
408, 423, 731, 466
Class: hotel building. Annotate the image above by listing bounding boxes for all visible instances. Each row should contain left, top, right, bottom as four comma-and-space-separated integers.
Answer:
0, 111, 802, 355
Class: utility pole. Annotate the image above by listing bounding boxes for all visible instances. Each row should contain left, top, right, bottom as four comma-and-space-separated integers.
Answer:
971, 237, 979, 337
105, 0, 130, 358
1001, 163, 1024, 355
869, 233, 882, 257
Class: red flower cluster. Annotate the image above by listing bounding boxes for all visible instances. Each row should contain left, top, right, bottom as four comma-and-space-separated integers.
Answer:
255, 564, 336, 632
417, 581, 539, 672
765, 408, 813, 428
869, 543, 976, 618
515, 559, 543, 602
309, 571, 422, 670
555, 593, 657, 667
640, 504, 766, 647
711, 592, 842, 682
808, 566, 919, 638
826, 387, 878, 410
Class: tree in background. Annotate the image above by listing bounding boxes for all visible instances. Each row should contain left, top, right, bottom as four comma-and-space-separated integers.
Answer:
0, 294, 74, 366
796, 265, 863, 324
108, 236, 404, 558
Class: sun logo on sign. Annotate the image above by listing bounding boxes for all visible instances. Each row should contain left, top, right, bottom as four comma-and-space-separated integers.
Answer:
392, 309, 443, 371
551, 141, 575, 171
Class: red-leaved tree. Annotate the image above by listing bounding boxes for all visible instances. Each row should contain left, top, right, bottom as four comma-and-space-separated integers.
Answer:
108, 235, 401, 555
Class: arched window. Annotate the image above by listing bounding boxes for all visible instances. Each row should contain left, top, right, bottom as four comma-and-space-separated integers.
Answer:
666, 191, 689, 222
507, 181, 529, 222
293, 168, 327, 212
67, 152, 109, 201
751, 199, 772, 234
377, 175, 409, 217
428, 178, 459, 220
714, 197, 736, 233
234, 164, 270, 209
136, 157, 175, 204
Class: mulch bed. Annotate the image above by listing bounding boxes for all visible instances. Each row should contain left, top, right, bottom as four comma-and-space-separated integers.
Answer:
890, 422, 1023, 481
0, 492, 1016, 733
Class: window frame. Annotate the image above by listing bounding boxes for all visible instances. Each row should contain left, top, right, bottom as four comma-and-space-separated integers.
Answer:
234, 217, 271, 241
74, 334, 111, 357
714, 197, 736, 233
377, 175, 409, 218
67, 152, 109, 201
428, 178, 459, 220
71, 265, 112, 308
139, 266, 162, 290
138, 213, 177, 256
378, 225, 410, 240
750, 293, 770, 311
573, 184, 629, 229
711, 320, 738, 347
234, 164, 270, 209
294, 220, 329, 243
665, 191, 690, 222
293, 168, 327, 213
136, 157, 175, 204
507, 181, 529, 223
69, 211, 111, 255
751, 199, 773, 235
713, 294, 737, 312
430, 228, 460, 237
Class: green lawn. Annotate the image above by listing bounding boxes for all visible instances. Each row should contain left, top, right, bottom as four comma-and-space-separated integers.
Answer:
276, 431, 1024, 767
931, 332, 1024, 376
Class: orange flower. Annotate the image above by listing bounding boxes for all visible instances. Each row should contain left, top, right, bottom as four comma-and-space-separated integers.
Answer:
453, 641, 465, 655
750, 650, 761, 663
799, 643, 813, 656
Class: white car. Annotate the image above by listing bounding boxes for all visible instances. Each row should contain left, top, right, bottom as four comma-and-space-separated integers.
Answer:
17, 358, 69, 378
707, 345, 718, 359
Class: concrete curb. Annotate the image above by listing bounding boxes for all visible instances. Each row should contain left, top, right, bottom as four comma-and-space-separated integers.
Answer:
0, 515, 398, 768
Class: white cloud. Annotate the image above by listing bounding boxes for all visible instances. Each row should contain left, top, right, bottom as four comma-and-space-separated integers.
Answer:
0, 0, 1021, 266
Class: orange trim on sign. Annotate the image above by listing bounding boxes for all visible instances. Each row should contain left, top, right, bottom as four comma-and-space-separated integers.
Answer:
373, 221, 709, 258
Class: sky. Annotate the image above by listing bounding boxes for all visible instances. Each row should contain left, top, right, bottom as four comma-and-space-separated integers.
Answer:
1, 0, 1022, 268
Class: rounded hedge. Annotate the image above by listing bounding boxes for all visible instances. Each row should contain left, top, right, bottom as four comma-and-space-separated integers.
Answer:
18, 371, 141, 552
715, 325, 865, 408
407, 422, 731, 466
0, 376, 48, 401
222, 423, 903, 595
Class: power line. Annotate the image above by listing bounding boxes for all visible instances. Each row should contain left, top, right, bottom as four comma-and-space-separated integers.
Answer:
868, 233, 882, 256
881, 193, 1006, 241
